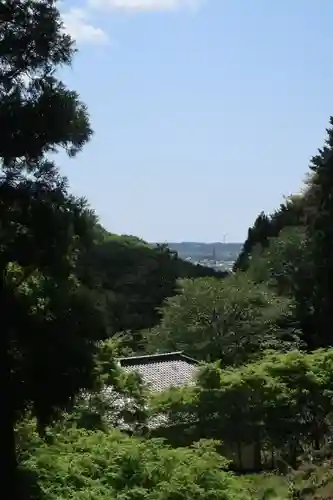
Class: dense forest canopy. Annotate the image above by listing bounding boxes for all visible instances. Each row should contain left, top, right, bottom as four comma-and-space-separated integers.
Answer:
3, 2, 333, 499
77, 227, 228, 345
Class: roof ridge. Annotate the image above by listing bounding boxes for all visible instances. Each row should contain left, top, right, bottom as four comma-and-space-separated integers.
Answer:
118, 351, 199, 366
118, 351, 183, 361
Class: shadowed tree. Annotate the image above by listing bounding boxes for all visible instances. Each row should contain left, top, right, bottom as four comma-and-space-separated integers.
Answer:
0, 1, 107, 497
303, 117, 333, 348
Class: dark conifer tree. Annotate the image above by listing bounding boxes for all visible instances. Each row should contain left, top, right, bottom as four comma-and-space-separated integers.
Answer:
304, 117, 333, 348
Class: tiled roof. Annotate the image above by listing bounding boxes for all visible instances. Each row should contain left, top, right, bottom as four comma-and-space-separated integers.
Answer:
118, 352, 199, 392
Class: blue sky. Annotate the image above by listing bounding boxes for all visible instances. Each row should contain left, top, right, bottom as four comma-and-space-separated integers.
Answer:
59, 0, 333, 243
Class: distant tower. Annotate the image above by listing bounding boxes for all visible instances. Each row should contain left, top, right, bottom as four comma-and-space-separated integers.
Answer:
212, 246, 216, 261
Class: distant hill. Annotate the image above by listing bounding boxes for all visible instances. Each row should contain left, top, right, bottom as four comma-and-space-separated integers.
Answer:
153, 242, 242, 262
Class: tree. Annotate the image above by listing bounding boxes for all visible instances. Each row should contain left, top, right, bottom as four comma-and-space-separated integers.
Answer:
247, 226, 308, 297
303, 117, 333, 348
145, 275, 300, 365
246, 227, 314, 349
68, 337, 149, 433
233, 197, 305, 273
77, 237, 179, 340
233, 212, 272, 272
21, 426, 248, 500
0, 1, 104, 496
153, 349, 333, 468
77, 234, 227, 349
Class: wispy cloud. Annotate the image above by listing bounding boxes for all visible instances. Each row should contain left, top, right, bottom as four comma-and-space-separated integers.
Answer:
60, 0, 203, 46
61, 7, 109, 45
87, 0, 201, 12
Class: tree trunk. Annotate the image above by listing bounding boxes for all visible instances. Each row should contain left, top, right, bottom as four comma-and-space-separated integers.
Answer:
236, 440, 243, 470
254, 426, 262, 471
0, 276, 19, 500
271, 447, 275, 469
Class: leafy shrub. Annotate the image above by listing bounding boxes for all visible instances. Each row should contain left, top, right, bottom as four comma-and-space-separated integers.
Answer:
23, 427, 249, 500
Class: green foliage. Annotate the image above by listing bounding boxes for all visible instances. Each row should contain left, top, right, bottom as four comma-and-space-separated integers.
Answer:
246, 226, 312, 327
77, 234, 227, 344
242, 473, 289, 500
145, 275, 299, 365
238, 466, 333, 500
152, 349, 333, 466
21, 426, 248, 500
6, 6, 333, 499
68, 338, 149, 432
234, 197, 305, 273
235, 118, 333, 352
303, 117, 333, 348
247, 227, 305, 292
77, 238, 180, 337
234, 212, 273, 272
0, 0, 92, 164
0, 1, 107, 493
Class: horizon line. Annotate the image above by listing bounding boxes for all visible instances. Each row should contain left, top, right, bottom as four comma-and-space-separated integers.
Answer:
151, 241, 243, 245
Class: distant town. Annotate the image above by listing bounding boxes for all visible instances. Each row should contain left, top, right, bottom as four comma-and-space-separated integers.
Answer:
155, 242, 242, 273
